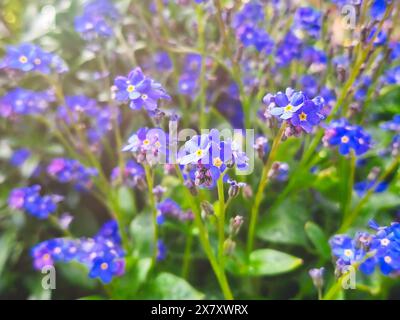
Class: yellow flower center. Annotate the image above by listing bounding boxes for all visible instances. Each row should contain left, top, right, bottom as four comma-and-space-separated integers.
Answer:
384, 256, 392, 264
141, 94, 148, 100
100, 262, 108, 270
34, 58, 41, 65
284, 105, 293, 112
143, 139, 150, 145
126, 85, 135, 92
43, 254, 51, 261
344, 249, 353, 257
155, 141, 161, 148
341, 136, 349, 143
19, 55, 28, 63
213, 157, 223, 168
195, 149, 203, 157
299, 112, 307, 121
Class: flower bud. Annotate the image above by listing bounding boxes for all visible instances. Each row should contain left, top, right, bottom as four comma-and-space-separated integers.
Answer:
200, 201, 214, 218
229, 215, 244, 237
223, 238, 236, 256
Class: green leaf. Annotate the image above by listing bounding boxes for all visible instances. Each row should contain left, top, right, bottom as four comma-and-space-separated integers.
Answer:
141, 272, 204, 300
130, 213, 153, 257
256, 198, 309, 246
305, 221, 331, 260
117, 186, 136, 219
0, 230, 16, 277
248, 249, 303, 276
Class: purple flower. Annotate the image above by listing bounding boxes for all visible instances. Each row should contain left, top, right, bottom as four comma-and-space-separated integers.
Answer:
113, 67, 170, 112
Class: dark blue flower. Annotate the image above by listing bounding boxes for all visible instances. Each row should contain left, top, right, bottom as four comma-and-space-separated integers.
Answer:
324, 120, 372, 156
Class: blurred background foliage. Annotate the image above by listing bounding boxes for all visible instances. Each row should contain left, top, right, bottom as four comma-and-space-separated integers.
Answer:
0, 0, 399, 300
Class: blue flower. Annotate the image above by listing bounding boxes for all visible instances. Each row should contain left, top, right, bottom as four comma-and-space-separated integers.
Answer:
383, 65, 400, 85
330, 221, 400, 277
47, 158, 97, 190
113, 67, 170, 112
324, 120, 372, 156
294, 7, 322, 38
157, 240, 167, 261
8, 185, 63, 219
89, 253, 124, 284
31, 220, 125, 283
122, 127, 168, 165
354, 180, 388, 197
154, 51, 172, 71
0, 43, 68, 74
381, 115, 400, 132
291, 99, 324, 133
0, 88, 55, 118
264, 88, 305, 120
10, 148, 31, 167
74, 0, 119, 40
111, 160, 145, 188
237, 24, 274, 54
370, 0, 388, 21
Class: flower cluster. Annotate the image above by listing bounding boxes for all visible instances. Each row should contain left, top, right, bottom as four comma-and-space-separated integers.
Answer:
179, 129, 249, 189
57, 95, 118, 146
0, 88, 55, 118
156, 198, 194, 225
113, 67, 170, 114
264, 88, 325, 133
330, 220, 400, 276
294, 7, 322, 39
233, 1, 274, 54
0, 43, 68, 74
111, 160, 146, 188
323, 120, 372, 156
47, 158, 98, 190
122, 127, 167, 165
31, 220, 125, 283
8, 185, 63, 219
74, 0, 119, 41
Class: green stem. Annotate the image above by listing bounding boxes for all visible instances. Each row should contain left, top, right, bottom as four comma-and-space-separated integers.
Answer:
247, 123, 286, 256
181, 225, 194, 279
144, 164, 158, 264
341, 150, 356, 217
175, 166, 234, 300
217, 176, 226, 266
